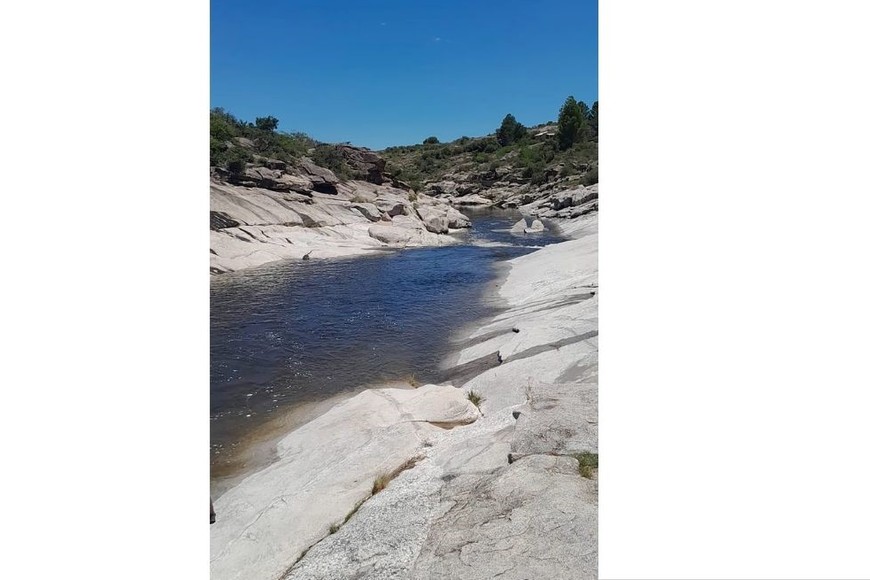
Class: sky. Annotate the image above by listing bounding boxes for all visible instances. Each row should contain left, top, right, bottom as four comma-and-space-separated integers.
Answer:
211, 0, 598, 150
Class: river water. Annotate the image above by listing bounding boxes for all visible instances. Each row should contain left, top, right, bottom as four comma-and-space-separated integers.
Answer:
210, 209, 565, 491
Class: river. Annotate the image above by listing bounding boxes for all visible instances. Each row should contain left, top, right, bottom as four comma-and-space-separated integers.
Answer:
210, 209, 565, 494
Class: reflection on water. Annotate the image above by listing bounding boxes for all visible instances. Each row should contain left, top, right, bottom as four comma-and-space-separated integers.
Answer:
210, 208, 564, 482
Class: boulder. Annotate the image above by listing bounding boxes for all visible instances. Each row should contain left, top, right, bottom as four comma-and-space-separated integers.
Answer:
579, 189, 598, 204
299, 159, 339, 183
524, 219, 546, 233
368, 224, 416, 245
415, 205, 450, 234
348, 189, 376, 203
510, 218, 528, 233
338, 145, 387, 184
428, 181, 457, 196
299, 159, 340, 194
551, 193, 575, 211
262, 158, 287, 171
423, 215, 449, 234
351, 203, 382, 222
445, 206, 471, 229
390, 178, 414, 192
452, 193, 492, 206
375, 200, 408, 217
232, 167, 313, 193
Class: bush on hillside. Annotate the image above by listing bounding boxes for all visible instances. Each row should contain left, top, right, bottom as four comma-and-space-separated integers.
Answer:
255, 116, 279, 132
310, 146, 352, 179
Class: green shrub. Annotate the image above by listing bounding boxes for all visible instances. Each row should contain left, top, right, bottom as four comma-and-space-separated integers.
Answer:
255, 115, 279, 132
572, 452, 598, 478
227, 159, 246, 175
210, 138, 230, 167
210, 108, 241, 142
423, 136, 440, 145
222, 144, 253, 175
582, 167, 598, 186
310, 146, 352, 179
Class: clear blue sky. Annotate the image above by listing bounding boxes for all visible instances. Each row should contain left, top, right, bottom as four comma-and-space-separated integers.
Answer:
211, 0, 597, 150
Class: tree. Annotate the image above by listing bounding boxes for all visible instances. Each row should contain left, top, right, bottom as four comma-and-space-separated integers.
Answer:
496, 114, 527, 146
588, 101, 598, 141
210, 108, 240, 142
557, 96, 589, 150
255, 116, 279, 132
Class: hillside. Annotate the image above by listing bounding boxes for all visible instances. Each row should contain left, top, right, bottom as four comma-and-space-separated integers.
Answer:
380, 97, 598, 218
209, 110, 476, 274
208, 97, 598, 273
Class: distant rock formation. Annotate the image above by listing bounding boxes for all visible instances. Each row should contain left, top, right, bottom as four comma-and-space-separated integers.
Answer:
210, 145, 472, 274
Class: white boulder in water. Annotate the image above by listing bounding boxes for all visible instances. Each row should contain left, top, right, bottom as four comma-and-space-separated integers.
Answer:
524, 219, 546, 233
510, 218, 528, 233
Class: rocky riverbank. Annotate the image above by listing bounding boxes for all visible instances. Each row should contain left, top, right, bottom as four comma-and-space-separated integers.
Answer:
210, 211, 598, 580
210, 110, 598, 275
210, 145, 473, 274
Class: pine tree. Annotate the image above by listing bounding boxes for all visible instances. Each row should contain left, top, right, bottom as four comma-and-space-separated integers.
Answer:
496, 114, 527, 146
557, 96, 588, 150
588, 101, 598, 141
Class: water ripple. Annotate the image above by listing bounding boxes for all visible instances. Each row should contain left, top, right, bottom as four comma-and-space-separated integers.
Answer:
210, 209, 565, 471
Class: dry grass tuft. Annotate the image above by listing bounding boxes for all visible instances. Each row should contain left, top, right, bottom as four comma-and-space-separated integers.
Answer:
371, 456, 422, 495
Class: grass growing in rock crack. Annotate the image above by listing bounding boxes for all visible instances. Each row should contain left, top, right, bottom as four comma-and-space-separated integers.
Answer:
343, 499, 366, 524
467, 390, 484, 408
287, 546, 310, 572
372, 456, 422, 495
329, 523, 340, 534
572, 452, 598, 478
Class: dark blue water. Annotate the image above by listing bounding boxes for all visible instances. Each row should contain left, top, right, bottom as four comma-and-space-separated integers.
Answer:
210, 209, 564, 481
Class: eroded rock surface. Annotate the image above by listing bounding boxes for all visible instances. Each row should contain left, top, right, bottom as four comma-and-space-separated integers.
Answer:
210, 172, 471, 274
280, 213, 599, 580
210, 384, 480, 580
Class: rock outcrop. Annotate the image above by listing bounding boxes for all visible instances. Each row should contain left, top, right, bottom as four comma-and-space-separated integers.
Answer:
512, 183, 599, 221
378, 120, 597, 229
210, 384, 481, 580
210, 147, 472, 274
214, 212, 600, 580
337, 145, 387, 184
